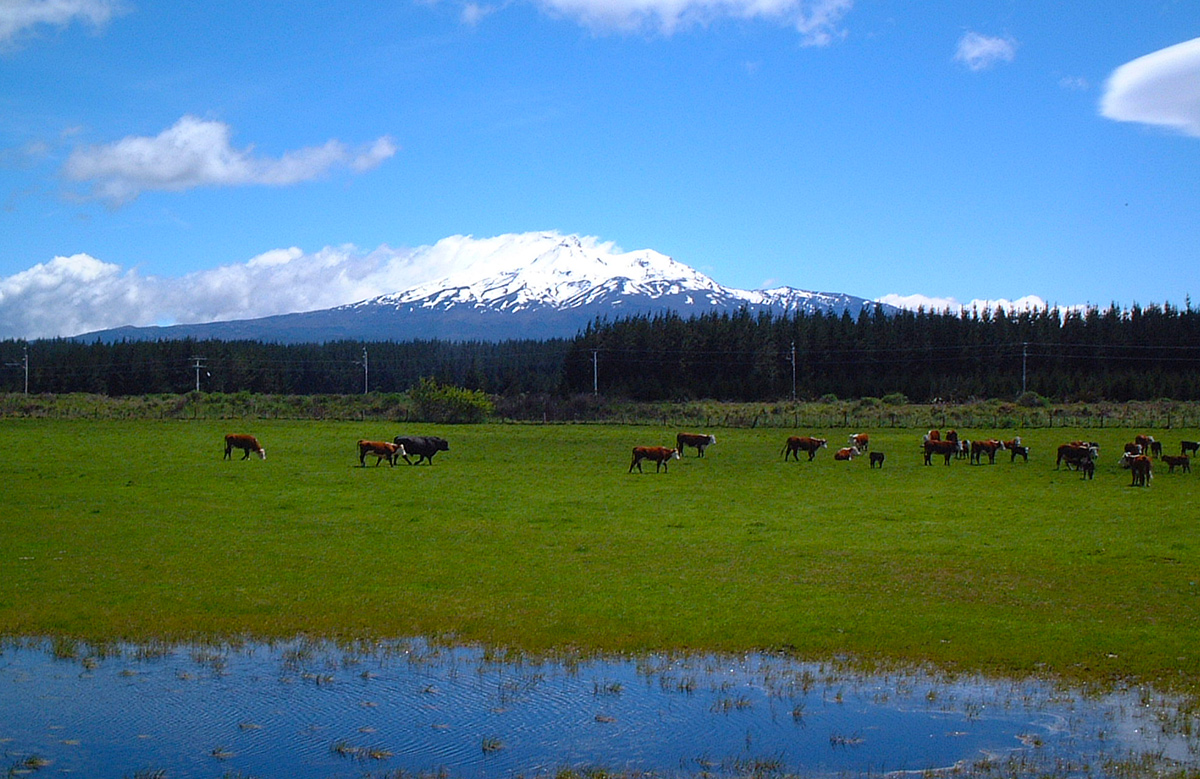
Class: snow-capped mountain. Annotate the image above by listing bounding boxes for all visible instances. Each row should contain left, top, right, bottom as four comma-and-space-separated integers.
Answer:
77, 232, 894, 343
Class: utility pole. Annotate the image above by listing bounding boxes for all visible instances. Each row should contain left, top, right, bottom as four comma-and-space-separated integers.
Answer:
592, 349, 599, 396
789, 341, 797, 401
5, 344, 28, 394
1022, 342, 1028, 395
190, 356, 206, 393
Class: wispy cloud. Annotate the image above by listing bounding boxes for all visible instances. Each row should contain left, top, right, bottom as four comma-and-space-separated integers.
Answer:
0, 0, 124, 49
954, 31, 1017, 71
1101, 36, 1200, 138
525, 0, 853, 43
62, 116, 397, 206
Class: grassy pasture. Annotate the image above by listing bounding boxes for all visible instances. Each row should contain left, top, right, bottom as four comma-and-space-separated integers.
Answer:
1, 419, 1198, 689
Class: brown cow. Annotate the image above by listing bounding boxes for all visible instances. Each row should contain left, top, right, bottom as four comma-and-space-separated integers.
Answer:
1161, 454, 1191, 474
1057, 442, 1098, 470
224, 434, 265, 460
923, 438, 959, 465
629, 446, 680, 473
358, 440, 403, 466
833, 446, 861, 461
848, 433, 869, 452
676, 432, 717, 458
1130, 454, 1152, 487
782, 436, 827, 462
970, 439, 1006, 465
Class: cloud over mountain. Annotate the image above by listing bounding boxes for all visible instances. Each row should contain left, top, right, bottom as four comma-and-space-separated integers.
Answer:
62, 116, 397, 205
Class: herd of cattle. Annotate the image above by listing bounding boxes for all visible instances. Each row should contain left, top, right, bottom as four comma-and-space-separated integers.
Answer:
628, 429, 1198, 486
222, 433, 450, 467
225, 428, 1197, 486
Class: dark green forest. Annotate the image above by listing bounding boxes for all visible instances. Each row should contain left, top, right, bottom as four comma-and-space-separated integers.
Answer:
4, 303, 1200, 401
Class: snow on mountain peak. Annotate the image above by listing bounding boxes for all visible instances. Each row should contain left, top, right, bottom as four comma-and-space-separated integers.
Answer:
368, 231, 722, 309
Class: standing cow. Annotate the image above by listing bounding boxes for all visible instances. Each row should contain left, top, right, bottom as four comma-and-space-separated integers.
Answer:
676, 432, 717, 458
782, 436, 827, 462
393, 435, 450, 465
1130, 455, 1153, 487
359, 440, 404, 467
224, 434, 265, 460
629, 446, 680, 473
847, 433, 869, 452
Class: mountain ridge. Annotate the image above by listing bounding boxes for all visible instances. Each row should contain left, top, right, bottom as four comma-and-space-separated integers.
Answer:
74, 231, 895, 343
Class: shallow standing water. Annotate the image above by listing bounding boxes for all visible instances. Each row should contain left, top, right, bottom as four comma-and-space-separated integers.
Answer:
1, 638, 1196, 778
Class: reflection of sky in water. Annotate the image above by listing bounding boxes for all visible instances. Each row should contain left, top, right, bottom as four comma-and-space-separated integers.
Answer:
1, 639, 1196, 778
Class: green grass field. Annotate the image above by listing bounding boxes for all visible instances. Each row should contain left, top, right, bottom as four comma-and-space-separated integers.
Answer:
2, 419, 1198, 689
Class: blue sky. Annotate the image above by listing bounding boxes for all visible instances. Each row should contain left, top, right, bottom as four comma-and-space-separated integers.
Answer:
1, 0, 1198, 338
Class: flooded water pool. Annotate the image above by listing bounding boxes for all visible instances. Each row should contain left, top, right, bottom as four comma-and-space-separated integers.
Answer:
1, 637, 1196, 778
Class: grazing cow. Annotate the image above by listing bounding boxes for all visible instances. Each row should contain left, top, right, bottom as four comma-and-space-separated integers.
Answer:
923, 438, 959, 465
833, 446, 861, 461
1009, 444, 1029, 463
1150, 440, 1163, 457
970, 439, 1006, 465
869, 451, 885, 468
1182, 441, 1200, 457
224, 434, 265, 460
1002, 437, 1022, 451
1130, 455, 1152, 487
1161, 454, 1191, 474
1057, 442, 1098, 470
629, 446, 680, 473
782, 436, 827, 462
676, 432, 717, 458
358, 440, 404, 467
393, 435, 450, 465
955, 438, 972, 460
848, 433, 870, 452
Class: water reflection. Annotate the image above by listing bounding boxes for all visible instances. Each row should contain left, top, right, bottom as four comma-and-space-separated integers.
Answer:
1, 638, 1196, 778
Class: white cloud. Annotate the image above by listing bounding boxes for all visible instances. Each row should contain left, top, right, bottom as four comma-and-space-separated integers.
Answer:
529, 0, 853, 43
1059, 76, 1089, 91
0, 244, 444, 339
1100, 36, 1200, 138
0, 0, 124, 48
877, 293, 1054, 314
461, 2, 497, 25
954, 31, 1017, 71
62, 116, 397, 205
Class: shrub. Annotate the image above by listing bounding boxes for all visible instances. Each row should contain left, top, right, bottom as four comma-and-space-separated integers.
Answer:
408, 377, 494, 423
881, 392, 908, 407
1016, 391, 1048, 408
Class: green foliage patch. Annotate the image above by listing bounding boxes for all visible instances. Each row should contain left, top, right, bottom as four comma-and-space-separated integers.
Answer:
2, 419, 1198, 690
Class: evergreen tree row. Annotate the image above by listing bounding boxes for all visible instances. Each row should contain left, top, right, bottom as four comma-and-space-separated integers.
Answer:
0, 338, 570, 396
562, 303, 1200, 402
4, 302, 1200, 401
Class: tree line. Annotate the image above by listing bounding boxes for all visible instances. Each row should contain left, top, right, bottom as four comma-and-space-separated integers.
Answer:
0, 338, 570, 397
562, 302, 1200, 402
3, 302, 1200, 401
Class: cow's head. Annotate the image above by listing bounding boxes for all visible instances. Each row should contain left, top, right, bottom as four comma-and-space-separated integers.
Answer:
671, 449, 681, 460
257, 448, 266, 460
